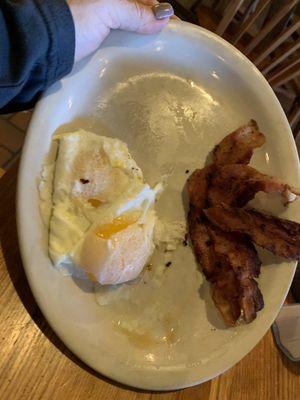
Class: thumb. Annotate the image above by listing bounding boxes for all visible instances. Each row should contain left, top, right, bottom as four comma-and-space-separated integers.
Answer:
106, 0, 172, 34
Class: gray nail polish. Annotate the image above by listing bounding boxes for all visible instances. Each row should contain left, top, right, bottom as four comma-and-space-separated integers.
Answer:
152, 3, 174, 20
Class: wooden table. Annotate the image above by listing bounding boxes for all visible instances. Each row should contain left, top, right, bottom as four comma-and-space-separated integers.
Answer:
1, 165, 300, 400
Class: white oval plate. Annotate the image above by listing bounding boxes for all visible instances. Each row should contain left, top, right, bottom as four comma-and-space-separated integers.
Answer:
17, 22, 300, 390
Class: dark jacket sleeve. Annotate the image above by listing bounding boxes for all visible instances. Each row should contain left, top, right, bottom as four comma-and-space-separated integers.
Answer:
0, 0, 75, 112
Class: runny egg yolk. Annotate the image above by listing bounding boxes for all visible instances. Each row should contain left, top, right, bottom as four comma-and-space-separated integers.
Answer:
95, 212, 141, 239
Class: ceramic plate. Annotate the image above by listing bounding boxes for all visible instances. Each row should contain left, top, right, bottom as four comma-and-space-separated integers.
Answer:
17, 22, 300, 390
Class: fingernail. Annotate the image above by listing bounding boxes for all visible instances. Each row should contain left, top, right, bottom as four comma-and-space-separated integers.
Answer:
152, 3, 174, 20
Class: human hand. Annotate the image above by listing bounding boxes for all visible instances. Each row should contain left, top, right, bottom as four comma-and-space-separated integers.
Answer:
67, 0, 174, 63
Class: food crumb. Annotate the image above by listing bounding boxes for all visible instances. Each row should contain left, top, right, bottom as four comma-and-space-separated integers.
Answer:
165, 261, 172, 267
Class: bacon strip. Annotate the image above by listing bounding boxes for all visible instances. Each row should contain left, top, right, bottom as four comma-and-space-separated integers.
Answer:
213, 120, 265, 165
204, 204, 300, 260
208, 164, 300, 207
188, 167, 263, 325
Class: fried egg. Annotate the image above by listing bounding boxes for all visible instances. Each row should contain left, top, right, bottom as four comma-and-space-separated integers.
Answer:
45, 130, 161, 284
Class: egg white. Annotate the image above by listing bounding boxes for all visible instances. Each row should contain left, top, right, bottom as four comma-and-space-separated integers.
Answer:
44, 130, 161, 283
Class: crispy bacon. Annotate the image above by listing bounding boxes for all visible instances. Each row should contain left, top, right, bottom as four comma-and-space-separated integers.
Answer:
208, 164, 300, 207
188, 167, 212, 210
213, 120, 265, 165
187, 120, 299, 326
207, 224, 263, 325
204, 204, 300, 260
188, 166, 263, 325
188, 205, 215, 278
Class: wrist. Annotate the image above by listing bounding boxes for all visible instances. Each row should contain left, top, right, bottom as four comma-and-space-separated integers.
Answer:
66, 0, 110, 62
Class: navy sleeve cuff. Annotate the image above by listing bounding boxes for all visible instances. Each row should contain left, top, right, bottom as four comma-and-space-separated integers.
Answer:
35, 0, 75, 86
0, 0, 75, 110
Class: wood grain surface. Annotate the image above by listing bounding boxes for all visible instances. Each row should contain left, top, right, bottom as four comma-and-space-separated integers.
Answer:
1, 164, 300, 400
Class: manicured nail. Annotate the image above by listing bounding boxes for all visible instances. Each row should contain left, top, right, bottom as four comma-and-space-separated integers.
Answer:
152, 3, 174, 20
